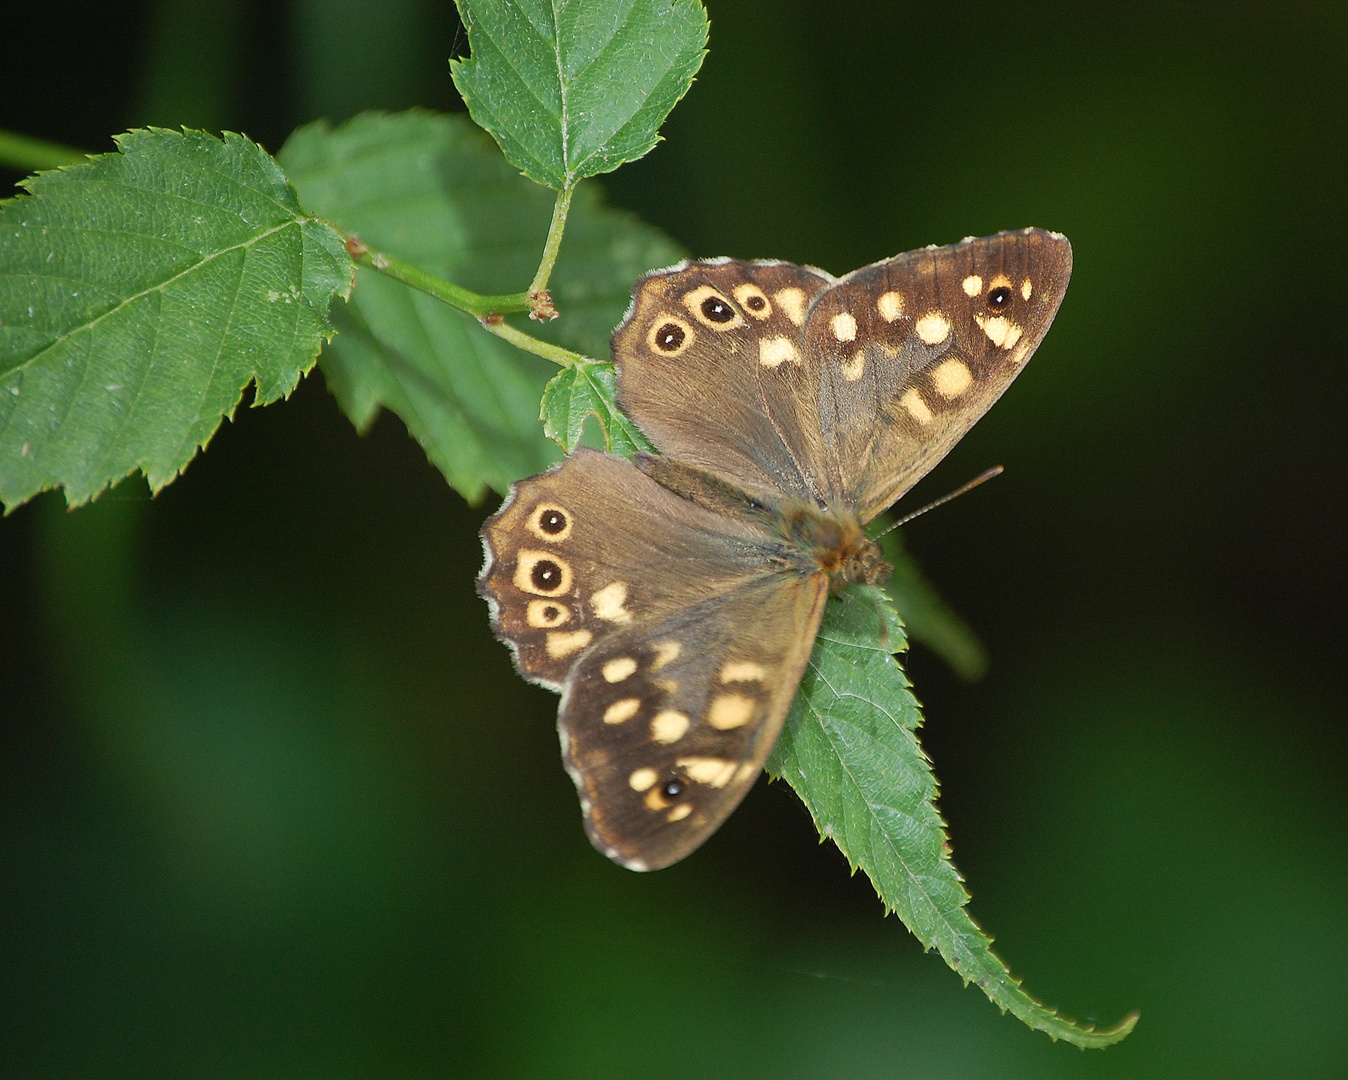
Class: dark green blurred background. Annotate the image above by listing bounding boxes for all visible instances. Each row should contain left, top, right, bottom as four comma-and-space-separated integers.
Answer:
3, 2, 1345, 1076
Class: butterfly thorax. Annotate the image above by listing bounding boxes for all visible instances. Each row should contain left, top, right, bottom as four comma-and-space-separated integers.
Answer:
636, 453, 890, 589
773, 501, 892, 588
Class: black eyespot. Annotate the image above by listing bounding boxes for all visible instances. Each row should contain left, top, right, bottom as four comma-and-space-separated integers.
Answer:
988, 286, 1012, 308
531, 559, 564, 591
700, 295, 735, 323
662, 777, 686, 800
538, 508, 567, 534
542, 605, 560, 621
654, 322, 686, 351
745, 294, 767, 312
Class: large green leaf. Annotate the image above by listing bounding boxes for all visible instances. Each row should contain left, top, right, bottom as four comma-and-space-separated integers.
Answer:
279, 110, 681, 502
451, 0, 708, 189
768, 588, 1138, 1048
0, 128, 351, 511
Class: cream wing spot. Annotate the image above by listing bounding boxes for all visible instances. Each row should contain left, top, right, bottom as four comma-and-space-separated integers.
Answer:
840, 350, 866, 381
646, 315, 694, 357
678, 757, 738, 788
974, 314, 1024, 349
877, 291, 904, 322
962, 274, 984, 297
546, 629, 592, 658
666, 804, 693, 822
720, 659, 768, 683
732, 282, 772, 318
899, 388, 933, 425
1021, 278, 1033, 300
526, 600, 570, 628
708, 694, 755, 730
735, 763, 758, 784
774, 287, 808, 326
644, 787, 674, 811
604, 698, 641, 724
526, 503, 572, 542
651, 641, 682, 670
514, 550, 572, 596
931, 358, 973, 398
590, 581, 633, 624
683, 285, 743, 330
759, 336, 800, 368
915, 312, 951, 345
651, 710, 691, 744
602, 656, 638, 683
629, 767, 659, 792
830, 311, 857, 342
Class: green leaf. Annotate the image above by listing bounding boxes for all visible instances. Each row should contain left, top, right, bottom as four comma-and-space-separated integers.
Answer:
880, 529, 989, 680
451, 0, 708, 189
0, 128, 351, 511
279, 110, 680, 501
768, 588, 1138, 1048
540, 361, 652, 456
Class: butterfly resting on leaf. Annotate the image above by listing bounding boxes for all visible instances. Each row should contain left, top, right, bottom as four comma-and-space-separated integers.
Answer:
479, 229, 1072, 871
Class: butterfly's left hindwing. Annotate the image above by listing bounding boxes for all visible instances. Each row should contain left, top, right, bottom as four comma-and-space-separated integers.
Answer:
479, 449, 781, 690
560, 573, 827, 871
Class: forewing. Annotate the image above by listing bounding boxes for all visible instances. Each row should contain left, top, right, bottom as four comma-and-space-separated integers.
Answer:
612, 259, 838, 504
560, 572, 828, 870
801, 228, 1073, 519
478, 448, 779, 690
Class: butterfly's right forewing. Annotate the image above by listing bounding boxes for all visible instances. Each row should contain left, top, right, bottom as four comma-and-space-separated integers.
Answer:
802, 229, 1073, 518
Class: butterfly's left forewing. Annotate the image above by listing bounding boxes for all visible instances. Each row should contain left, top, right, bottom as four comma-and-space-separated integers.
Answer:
561, 573, 828, 871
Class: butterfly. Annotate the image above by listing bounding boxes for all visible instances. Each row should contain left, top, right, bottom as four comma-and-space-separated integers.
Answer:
479, 229, 1072, 871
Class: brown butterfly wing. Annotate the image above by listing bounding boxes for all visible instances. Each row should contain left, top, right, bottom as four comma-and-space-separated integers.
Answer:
560, 572, 828, 871
478, 449, 782, 690
801, 228, 1073, 518
612, 259, 839, 504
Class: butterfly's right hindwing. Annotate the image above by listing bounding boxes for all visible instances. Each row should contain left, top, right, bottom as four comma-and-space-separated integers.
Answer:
560, 573, 828, 871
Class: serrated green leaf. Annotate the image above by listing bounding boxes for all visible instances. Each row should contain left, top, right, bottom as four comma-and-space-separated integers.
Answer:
0, 128, 351, 511
880, 529, 989, 680
768, 589, 1137, 1048
279, 110, 680, 501
451, 0, 708, 189
540, 361, 653, 456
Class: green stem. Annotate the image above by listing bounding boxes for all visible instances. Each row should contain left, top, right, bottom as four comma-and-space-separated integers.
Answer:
346, 233, 587, 367
527, 183, 574, 301
0, 130, 88, 172
480, 317, 590, 368
351, 242, 530, 318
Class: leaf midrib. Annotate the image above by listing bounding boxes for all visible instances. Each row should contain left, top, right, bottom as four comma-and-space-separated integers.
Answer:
1, 218, 305, 382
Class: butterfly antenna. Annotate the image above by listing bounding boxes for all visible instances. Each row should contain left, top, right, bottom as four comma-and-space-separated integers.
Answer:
876, 466, 1005, 537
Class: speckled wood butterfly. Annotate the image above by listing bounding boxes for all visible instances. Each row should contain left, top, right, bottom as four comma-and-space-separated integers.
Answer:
480, 229, 1072, 870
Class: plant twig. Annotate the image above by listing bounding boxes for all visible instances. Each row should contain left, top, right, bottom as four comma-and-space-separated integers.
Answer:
0, 130, 88, 172
525, 183, 574, 320
479, 315, 590, 368
345, 225, 590, 368
345, 236, 530, 318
